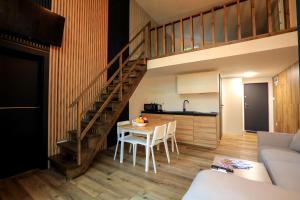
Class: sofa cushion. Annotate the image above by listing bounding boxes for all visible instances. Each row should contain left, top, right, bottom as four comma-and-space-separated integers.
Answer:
289, 130, 300, 152
260, 148, 300, 164
266, 161, 300, 192
182, 170, 299, 200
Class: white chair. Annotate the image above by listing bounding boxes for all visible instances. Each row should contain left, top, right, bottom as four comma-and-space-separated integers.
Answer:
157, 120, 179, 156
114, 121, 135, 164
166, 121, 179, 155
131, 124, 169, 173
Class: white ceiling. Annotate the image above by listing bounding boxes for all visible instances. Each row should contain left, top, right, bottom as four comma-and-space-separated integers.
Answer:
146, 46, 299, 78
136, 0, 226, 24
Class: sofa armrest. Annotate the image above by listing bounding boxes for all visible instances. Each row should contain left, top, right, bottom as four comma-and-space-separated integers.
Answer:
257, 131, 294, 149
182, 170, 299, 200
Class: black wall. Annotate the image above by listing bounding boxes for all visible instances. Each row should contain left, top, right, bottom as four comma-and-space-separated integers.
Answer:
107, 0, 130, 147
30, 0, 51, 9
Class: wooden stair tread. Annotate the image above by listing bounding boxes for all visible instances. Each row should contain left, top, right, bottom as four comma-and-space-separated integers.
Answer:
87, 109, 116, 115
49, 154, 79, 169
68, 130, 106, 138
57, 141, 92, 153
81, 120, 108, 126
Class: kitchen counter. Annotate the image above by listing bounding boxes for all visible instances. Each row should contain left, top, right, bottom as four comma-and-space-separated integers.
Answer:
141, 110, 218, 117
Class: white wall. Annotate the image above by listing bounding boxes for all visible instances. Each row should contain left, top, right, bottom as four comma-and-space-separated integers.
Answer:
129, 73, 219, 119
222, 77, 274, 135
222, 78, 244, 135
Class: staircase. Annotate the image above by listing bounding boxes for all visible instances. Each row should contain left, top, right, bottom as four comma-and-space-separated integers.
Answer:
49, 22, 151, 179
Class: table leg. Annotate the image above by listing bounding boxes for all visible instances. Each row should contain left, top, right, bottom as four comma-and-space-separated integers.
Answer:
120, 131, 125, 163
145, 133, 150, 172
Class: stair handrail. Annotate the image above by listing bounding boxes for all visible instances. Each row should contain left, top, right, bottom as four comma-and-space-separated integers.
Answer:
70, 21, 151, 165
69, 21, 151, 108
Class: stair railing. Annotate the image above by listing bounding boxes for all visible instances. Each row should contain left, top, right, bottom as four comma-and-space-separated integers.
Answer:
69, 21, 151, 165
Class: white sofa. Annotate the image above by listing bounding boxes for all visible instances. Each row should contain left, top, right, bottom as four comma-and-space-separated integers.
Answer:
183, 131, 300, 200
258, 131, 300, 192
182, 170, 299, 200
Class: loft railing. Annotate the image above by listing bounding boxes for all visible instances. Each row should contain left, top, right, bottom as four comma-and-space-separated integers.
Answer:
149, 0, 296, 59
69, 21, 151, 165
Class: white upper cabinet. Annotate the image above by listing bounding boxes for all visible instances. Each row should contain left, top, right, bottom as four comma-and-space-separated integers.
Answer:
177, 71, 219, 94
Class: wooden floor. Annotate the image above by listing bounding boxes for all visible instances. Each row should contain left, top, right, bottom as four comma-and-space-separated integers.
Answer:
0, 133, 257, 200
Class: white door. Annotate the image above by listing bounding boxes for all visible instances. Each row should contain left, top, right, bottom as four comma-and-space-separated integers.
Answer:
221, 78, 244, 135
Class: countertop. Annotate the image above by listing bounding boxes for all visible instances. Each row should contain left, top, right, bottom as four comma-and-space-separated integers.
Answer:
141, 110, 218, 117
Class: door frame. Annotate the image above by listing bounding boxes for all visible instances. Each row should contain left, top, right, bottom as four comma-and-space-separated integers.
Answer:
0, 38, 49, 170
242, 80, 273, 132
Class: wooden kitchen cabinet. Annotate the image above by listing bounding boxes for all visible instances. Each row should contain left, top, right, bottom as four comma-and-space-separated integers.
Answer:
141, 113, 219, 148
194, 116, 218, 148
174, 115, 194, 145
160, 114, 174, 121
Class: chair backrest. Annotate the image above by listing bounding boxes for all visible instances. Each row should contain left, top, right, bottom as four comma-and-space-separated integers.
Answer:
152, 124, 167, 145
117, 120, 130, 139
167, 120, 176, 137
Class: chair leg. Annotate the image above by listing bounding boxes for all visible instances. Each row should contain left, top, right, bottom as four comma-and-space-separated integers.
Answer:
174, 136, 179, 155
157, 144, 160, 151
133, 144, 137, 166
171, 137, 174, 152
150, 146, 157, 173
129, 144, 132, 153
164, 140, 170, 164
114, 141, 119, 160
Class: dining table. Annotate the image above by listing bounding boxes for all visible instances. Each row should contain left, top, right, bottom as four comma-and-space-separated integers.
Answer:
119, 120, 170, 172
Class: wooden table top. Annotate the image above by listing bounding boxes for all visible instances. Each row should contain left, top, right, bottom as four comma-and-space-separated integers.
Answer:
119, 120, 170, 134
213, 155, 272, 184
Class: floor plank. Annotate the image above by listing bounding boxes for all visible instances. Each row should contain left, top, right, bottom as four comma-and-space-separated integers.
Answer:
0, 133, 257, 200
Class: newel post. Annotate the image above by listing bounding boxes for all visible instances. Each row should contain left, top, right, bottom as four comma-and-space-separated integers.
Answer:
76, 100, 82, 165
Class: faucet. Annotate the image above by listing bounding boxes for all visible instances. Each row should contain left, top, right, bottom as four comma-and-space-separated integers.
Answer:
183, 100, 190, 112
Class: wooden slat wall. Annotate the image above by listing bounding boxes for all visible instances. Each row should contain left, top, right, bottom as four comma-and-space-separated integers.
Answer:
273, 62, 300, 133
48, 0, 108, 156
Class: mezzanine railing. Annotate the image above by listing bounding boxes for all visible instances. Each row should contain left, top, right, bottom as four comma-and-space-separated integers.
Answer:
149, 0, 296, 59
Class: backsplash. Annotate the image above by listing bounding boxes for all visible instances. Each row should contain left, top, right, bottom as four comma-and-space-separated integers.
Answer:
129, 74, 219, 118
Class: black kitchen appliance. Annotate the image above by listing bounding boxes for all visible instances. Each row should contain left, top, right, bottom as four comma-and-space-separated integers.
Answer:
144, 103, 162, 112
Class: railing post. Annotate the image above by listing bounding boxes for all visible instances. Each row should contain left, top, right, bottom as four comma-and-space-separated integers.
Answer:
251, 0, 256, 37
224, 5, 228, 42
283, 0, 290, 29
171, 22, 175, 53
155, 27, 158, 57
143, 28, 147, 64
237, 0, 241, 40
77, 100, 82, 165
212, 8, 215, 44
148, 26, 152, 59
200, 13, 204, 48
119, 54, 123, 101
163, 25, 166, 56
190, 16, 194, 49
267, 0, 272, 33
180, 18, 184, 52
